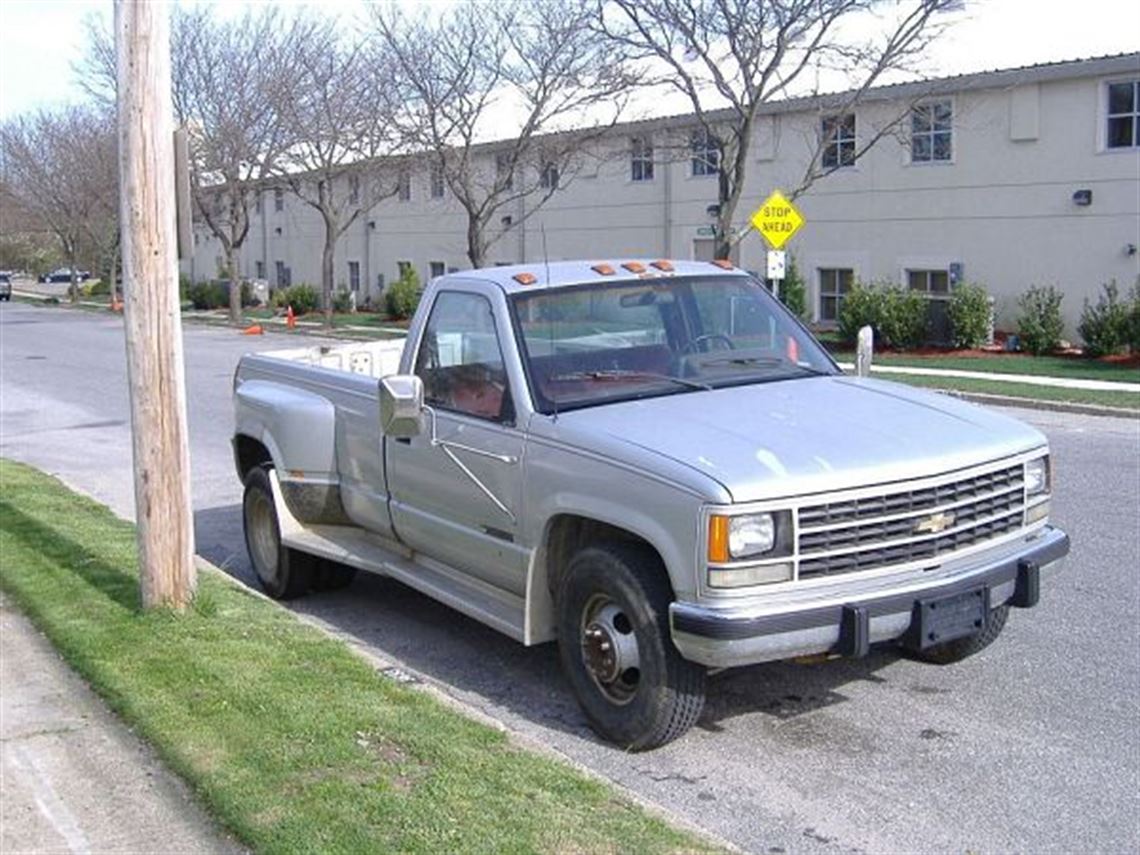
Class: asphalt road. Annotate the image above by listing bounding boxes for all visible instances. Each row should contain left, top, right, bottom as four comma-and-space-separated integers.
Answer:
2, 300, 1138, 855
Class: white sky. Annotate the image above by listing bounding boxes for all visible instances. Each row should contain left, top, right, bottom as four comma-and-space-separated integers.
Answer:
0, 0, 1137, 121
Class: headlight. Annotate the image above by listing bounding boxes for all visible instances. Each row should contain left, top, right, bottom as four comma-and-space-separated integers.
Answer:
729, 514, 775, 558
1026, 456, 1050, 497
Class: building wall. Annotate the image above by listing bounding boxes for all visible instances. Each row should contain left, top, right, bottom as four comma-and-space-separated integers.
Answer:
184, 55, 1140, 337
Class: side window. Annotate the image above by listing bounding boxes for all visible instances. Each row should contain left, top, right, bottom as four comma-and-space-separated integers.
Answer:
413, 292, 512, 422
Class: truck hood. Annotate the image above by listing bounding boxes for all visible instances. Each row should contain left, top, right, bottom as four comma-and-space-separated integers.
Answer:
554, 376, 1046, 503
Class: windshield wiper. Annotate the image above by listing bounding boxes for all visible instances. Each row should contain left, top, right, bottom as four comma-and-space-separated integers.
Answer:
548, 370, 712, 391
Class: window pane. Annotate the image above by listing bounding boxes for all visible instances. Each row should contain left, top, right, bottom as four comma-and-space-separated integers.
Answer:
912, 135, 931, 161
933, 101, 953, 129
415, 292, 508, 420
930, 271, 949, 294
838, 270, 853, 293
821, 295, 837, 321
839, 140, 855, 166
1108, 116, 1134, 148
907, 271, 926, 291
912, 105, 931, 132
1108, 82, 1135, 115
820, 269, 836, 293
932, 132, 952, 160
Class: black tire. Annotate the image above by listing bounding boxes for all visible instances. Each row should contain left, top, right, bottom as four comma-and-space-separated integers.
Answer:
913, 604, 1010, 665
556, 543, 706, 750
242, 466, 316, 599
312, 562, 357, 592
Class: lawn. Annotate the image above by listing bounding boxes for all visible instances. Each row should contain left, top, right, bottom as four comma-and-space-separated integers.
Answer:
879, 373, 1140, 411
835, 350, 1140, 384
0, 459, 718, 855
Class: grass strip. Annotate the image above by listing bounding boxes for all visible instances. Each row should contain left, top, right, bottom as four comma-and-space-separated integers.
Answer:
830, 350, 1140, 384
877, 373, 1140, 411
0, 459, 717, 855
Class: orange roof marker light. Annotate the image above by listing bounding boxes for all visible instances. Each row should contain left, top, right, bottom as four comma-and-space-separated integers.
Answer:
512, 272, 538, 286
591, 263, 616, 275
650, 260, 674, 272
621, 261, 646, 273
710, 259, 735, 270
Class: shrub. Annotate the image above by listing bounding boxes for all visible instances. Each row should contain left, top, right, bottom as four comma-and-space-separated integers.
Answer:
88, 279, 111, 297
331, 289, 354, 313
947, 282, 991, 349
276, 283, 319, 315
386, 266, 422, 320
777, 254, 808, 321
1128, 282, 1140, 354
179, 273, 192, 301
838, 282, 927, 349
1078, 281, 1129, 357
837, 284, 885, 345
188, 281, 226, 310
1016, 285, 1065, 356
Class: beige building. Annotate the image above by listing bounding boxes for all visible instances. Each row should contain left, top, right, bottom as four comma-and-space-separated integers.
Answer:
185, 52, 1140, 336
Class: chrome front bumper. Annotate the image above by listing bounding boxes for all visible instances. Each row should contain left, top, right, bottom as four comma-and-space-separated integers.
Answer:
670, 525, 1069, 668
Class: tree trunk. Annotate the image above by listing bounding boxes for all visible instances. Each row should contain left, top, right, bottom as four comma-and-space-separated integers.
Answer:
67, 243, 79, 304
466, 216, 484, 269
226, 243, 241, 324
109, 251, 119, 306
321, 224, 335, 328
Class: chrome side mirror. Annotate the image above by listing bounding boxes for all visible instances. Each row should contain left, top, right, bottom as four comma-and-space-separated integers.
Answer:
379, 375, 425, 438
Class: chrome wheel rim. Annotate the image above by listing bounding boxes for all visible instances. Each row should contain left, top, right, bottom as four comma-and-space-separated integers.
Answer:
580, 595, 641, 705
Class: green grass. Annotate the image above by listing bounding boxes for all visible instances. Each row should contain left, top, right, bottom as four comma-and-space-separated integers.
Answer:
878, 373, 1140, 411
0, 459, 717, 855
829, 349, 1140, 384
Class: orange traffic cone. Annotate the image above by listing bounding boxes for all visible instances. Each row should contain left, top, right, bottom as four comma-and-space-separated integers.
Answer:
242, 324, 264, 335
286, 304, 296, 329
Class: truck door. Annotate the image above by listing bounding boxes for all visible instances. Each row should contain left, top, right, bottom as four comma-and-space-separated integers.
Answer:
385, 290, 529, 597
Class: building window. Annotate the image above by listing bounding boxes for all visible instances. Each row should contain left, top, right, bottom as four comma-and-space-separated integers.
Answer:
907, 269, 950, 297
275, 260, 287, 287
539, 160, 559, 190
911, 100, 952, 162
349, 175, 360, 204
430, 164, 445, 198
691, 128, 720, 176
348, 261, 360, 292
397, 171, 410, 202
255, 260, 265, 279
496, 153, 513, 190
254, 191, 262, 214
631, 136, 654, 181
274, 187, 284, 212
1107, 80, 1140, 148
397, 260, 413, 278
822, 114, 856, 169
818, 268, 854, 322
430, 261, 445, 279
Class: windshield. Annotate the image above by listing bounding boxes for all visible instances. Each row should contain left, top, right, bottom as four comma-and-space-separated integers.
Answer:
511, 274, 838, 414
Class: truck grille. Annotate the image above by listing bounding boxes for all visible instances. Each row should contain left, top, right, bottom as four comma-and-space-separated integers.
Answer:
796, 464, 1025, 579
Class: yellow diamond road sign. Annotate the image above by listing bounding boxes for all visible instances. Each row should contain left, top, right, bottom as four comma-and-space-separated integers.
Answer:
751, 190, 804, 250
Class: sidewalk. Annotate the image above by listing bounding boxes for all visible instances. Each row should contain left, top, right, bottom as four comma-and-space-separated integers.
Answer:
834, 361, 1140, 392
0, 593, 243, 854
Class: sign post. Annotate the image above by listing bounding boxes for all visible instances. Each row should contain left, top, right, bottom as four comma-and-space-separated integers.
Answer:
750, 190, 805, 299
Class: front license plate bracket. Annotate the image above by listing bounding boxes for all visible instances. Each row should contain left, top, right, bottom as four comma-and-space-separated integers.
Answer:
903, 586, 989, 651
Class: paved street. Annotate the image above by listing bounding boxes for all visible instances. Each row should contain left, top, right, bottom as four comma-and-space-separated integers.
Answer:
2, 300, 1138, 854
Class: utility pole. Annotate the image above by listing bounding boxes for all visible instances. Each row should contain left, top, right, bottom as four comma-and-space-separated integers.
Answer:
116, 0, 196, 609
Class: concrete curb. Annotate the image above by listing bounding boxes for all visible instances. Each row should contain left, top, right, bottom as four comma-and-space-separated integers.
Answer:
931, 389, 1140, 419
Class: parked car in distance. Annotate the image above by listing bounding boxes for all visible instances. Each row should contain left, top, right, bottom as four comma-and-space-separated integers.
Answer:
39, 268, 91, 283
0, 272, 11, 301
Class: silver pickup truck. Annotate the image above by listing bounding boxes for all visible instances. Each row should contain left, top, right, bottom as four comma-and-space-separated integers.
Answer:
233, 259, 1069, 749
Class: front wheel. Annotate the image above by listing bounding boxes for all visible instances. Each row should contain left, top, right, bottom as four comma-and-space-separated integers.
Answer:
912, 604, 1010, 665
556, 543, 706, 750
242, 466, 316, 599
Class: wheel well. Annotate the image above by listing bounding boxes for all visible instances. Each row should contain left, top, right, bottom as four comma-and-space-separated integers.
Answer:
544, 514, 671, 598
235, 434, 273, 480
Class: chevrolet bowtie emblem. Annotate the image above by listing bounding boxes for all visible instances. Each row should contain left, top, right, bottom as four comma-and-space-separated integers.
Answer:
914, 511, 956, 535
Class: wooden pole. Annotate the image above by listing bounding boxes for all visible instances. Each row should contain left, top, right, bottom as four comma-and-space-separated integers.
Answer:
116, 0, 196, 609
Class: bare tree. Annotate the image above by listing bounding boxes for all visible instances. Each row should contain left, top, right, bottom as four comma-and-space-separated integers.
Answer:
372, 0, 636, 269
596, 0, 956, 259
80, 7, 303, 322
1, 107, 112, 302
271, 16, 403, 325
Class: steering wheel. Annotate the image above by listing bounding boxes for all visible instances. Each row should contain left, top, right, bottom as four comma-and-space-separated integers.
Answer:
681, 333, 735, 354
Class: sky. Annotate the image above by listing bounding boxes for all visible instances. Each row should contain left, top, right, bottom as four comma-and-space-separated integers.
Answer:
0, 0, 1137, 121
